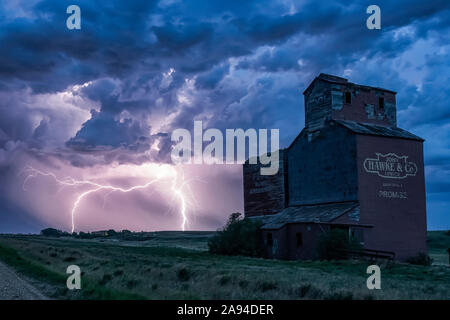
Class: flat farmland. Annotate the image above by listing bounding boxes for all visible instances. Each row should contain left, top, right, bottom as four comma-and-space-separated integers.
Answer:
0, 231, 448, 300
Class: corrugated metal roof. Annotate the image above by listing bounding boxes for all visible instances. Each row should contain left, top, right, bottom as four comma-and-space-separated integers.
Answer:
334, 120, 424, 141
257, 202, 360, 230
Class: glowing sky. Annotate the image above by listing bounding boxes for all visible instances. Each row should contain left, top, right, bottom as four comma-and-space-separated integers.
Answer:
0, 0, 449, 232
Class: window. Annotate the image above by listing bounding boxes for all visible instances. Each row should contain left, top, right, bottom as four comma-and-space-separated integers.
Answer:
267, 233, 273, 246
296, 232, 303, 247
345, 92, 351, 104
379, 97, 384, 109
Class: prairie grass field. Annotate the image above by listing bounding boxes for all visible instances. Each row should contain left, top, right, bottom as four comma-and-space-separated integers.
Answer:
0, 231, 448, 300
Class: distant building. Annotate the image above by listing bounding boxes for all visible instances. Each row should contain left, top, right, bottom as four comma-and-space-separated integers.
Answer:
91, 230, 109, 237
243, 73, 427, 261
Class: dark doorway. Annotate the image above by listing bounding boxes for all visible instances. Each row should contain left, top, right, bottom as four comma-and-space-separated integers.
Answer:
296, 232, 303, 247
267, 233, 273, 246
345, 92, 351, 104
379, 97, 385, 109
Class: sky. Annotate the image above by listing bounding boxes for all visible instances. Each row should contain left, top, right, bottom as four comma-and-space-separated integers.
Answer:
0, 0, 449, 233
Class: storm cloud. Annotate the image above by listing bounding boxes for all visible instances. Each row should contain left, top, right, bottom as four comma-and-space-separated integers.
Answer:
0, 0, 449, 231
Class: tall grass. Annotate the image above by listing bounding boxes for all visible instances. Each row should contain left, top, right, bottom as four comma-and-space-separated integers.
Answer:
0, 232, 449, 300
0, 243, 145, 300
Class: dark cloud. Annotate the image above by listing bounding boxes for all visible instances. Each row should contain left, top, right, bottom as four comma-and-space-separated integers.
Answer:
66, 109, 151, 151
195, 63, 230, 90
0, 0, 449, 231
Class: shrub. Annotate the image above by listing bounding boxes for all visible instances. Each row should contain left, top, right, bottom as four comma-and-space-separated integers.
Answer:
406, 253, 433, 266
298, 284, 312, 298
99, 274, 113, 285
318, 228, 363, 260
218, 276, 231, 286
107, 229, 117, 236
40, 228, 68, 237
63, 256, 77, 262
208, 212, 263, 257
177, 267, 190, 282
76, 232, 96, 239
258, 281, 277, 292
113, 270, 124, 276
297, 285, 323, 299
126, 280, 139, 289
445, 230, 450, 236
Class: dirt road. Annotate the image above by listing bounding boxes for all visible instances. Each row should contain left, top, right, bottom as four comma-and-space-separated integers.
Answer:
0, 261, 47, 300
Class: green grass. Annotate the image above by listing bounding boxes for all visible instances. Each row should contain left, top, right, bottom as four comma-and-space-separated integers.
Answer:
0, 242, 144, 299
427, 231, 450, 265
0, 244, 65, 285
0, 231, 449, 300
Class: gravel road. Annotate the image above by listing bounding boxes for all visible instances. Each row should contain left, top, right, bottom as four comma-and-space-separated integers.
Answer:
0, 261, 47, 300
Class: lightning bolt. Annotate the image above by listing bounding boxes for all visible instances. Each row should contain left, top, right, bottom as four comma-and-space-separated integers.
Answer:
22, 164, 192, 233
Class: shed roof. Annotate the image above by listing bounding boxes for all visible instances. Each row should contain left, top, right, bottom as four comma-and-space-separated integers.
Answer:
334, 120, 424, 141
255, 202, 360, 230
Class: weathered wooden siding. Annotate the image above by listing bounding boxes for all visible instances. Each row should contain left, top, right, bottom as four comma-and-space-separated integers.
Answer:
287, 124, 358, 206
304, 74, 397, 132
304, 79, 333, 132
243, 150, 287, 217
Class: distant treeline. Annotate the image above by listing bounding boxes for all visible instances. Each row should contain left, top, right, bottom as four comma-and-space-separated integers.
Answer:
40, 228, 154, 241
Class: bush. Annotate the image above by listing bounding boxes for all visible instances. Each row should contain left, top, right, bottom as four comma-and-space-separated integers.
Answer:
208, 213, 263, 257
218, 275, 231, 286
126, 280, 139, 289
318, 228, 363, 260
258, 281, 278, 292
40, 228, 68, 237
107, 229, 117, 236
99, 274, 113, 285
63, 256, 77, 262
406, 253, 433, 266
296, 284, 323, 299
177, 267, 190, 282
76, 231, 96, 239
297, 284, 312, 298
114, 270, 124, 276
445, 230, 450, 236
